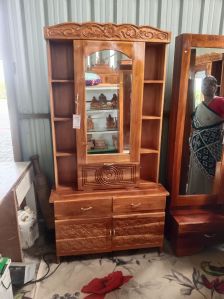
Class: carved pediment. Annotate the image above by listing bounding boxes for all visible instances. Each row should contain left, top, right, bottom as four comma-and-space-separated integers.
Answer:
44, 22, 170, 43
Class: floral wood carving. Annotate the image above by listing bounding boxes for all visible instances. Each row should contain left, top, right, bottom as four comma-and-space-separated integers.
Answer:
44, 22, 170, 42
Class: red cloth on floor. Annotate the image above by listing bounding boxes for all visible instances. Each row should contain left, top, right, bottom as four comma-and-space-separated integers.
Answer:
81, 271, 133, 299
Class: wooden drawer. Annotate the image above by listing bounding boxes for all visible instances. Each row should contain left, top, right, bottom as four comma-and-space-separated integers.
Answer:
113, 195, 165, 214
54, 197, 112, 219
112, 212, 165, 250
173, 232, 224, 257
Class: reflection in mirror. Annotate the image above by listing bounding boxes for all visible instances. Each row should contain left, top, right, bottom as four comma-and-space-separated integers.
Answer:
85, 50, 132, 155
180, 48, 224, 195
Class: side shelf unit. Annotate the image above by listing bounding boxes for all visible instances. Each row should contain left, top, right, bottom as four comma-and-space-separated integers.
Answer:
47, 41, 77, 189
140, 43, 167, 182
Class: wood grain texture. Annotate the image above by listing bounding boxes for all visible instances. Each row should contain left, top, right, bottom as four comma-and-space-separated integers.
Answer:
55, 197, 112, 219
56, 237, 111, 256
44, 22, 171, 43
113, 213, 164, 250
168, 209, 224, 256
0, 190, 22, 261
81, 163, 138, 190
113, 195, 165, 213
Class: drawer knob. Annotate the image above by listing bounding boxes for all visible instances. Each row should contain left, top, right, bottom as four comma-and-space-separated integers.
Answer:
81, 206, 93, 211
130, 203, 141, 208
204, 233, 216, 238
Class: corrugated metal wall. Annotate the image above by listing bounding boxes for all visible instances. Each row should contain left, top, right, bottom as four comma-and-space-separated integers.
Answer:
2, 0, 224, 183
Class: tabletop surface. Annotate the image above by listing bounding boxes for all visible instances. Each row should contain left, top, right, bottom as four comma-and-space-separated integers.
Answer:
0, 161, 31, 200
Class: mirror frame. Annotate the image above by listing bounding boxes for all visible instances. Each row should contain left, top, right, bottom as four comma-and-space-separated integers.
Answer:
168, 33, 224, 208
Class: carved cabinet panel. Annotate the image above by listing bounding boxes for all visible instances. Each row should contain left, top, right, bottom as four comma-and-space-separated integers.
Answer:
112, 213, 165, 250
80, 164, 138, 190
56, 217, 112, 256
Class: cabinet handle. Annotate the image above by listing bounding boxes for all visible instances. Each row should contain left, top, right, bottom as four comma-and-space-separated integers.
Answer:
130, 203, 141, 208
113, 229, 116, 236
109, 229, 112, 236
204, 233, 216, 238
81, 206, 93, 211
103, 163, 114, 166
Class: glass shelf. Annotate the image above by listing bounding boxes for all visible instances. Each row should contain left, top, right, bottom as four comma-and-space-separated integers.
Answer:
88, 146, 117, 154
87, 109, 118, 112
86, 84, 119, 91
87, 129, 118, 134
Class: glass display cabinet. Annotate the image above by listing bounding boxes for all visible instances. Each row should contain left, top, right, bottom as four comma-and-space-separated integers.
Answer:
44, 22, 170, 259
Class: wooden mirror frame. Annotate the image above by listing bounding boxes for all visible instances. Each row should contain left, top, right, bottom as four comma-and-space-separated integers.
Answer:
168, 34, 224, 208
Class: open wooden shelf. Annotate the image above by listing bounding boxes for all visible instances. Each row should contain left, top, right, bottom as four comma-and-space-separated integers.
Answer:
51, 80, 74, 83
144, 43, 166, 81
50, 40, 74, 80
142, 84, 163, 116
140, 148, 159, 154
56, 151, 75, 157
52, 80, 74, 118
57, 156, 77, 186
140, 153, 159, 182
55, 120, 76, 152
54, 117, 72, 121
141, 119, 160, 150
142, 116, 161, 120
144, 80, 164, 84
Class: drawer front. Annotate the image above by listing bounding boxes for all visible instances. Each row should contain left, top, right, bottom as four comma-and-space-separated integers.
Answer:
112, 213, 165, 250
80, 164, 138, 190
113, 196, 166, 214
56, 218, 112, 255
56, 237, 111, 256
54, 198, 112, 219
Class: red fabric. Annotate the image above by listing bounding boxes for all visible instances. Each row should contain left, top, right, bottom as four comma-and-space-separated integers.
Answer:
208, 96, 224, 118
81, 271, 133, 299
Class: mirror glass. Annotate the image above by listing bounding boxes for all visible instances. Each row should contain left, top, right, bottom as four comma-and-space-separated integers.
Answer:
85, 50, 132, 155
180, 48, 224, 195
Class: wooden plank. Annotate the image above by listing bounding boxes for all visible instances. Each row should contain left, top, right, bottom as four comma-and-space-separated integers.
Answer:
130, 42, 145, 162
0, 190, 22, 261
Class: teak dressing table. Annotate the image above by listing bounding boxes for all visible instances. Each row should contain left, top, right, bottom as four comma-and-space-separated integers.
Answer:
44, 22, 170, 259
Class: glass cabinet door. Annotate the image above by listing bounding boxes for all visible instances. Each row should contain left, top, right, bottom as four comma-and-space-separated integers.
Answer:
74, 40, 144, 190
85, 50, 131, 155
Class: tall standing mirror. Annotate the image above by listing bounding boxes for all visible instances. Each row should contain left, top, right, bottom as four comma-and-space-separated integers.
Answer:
179, 48, 224, 195
167, 34, 224, 256
168, 35, 224, 206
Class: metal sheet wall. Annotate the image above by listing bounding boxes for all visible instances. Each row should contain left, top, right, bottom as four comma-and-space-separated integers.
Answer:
2, 0, 224, 183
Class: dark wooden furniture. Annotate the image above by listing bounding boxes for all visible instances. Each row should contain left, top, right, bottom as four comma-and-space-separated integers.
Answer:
44, 22, 170, 259
167, 34, 224, 256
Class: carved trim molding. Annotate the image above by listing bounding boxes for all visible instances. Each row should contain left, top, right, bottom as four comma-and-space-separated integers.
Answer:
44, 22, 170, 43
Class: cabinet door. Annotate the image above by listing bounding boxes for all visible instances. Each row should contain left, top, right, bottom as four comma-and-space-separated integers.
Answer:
112, 213, 164, 250
74, 40, 145, 190
56, 217, 112, 256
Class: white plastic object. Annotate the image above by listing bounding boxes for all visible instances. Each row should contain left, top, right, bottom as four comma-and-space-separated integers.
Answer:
17, 206, 39, 249
0, 260, 13, 299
